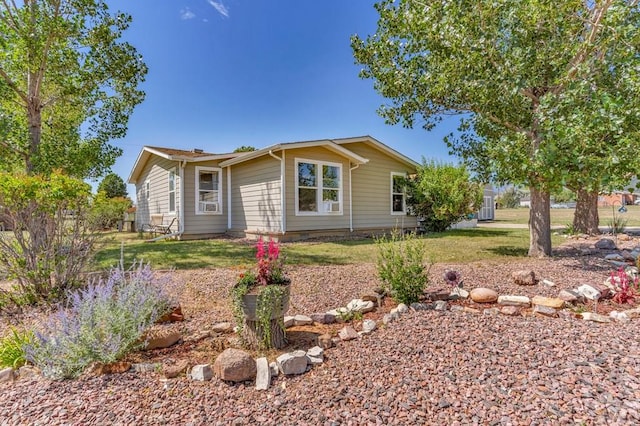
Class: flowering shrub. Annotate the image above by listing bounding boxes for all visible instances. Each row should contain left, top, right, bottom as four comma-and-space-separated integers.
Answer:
375, 231, 430, 304
231, 237, 289, 350
610, 267, 637, 305
255, 237, 286, 286
25, 262, 173, 379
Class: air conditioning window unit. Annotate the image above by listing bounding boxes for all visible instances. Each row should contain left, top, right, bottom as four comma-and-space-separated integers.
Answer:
200, 202, 219, 212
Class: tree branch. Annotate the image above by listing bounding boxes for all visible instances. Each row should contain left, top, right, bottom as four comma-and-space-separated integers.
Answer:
0, 67, 28, 103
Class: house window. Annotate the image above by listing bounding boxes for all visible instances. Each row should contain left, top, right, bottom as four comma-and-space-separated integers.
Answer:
145, 180, 150, 200
195, 166, 222, 214
391, 172, 406, 214
296, 159, 342, 215
168, 169, 176, 213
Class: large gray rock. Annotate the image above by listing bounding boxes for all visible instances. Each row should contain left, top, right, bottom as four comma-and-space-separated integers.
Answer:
213, 348, 256, 382
361, 319, 377, 334
255, 357, 271, 390
306, 346, 324, 365
310, 312, 335, 324
576, 284, 601, 301
293, 315, 313, 326
595, 238, 617, 250
347, 299, 375, 313
190, 364, 213, 381
512, 270, 536, 286
470, 287, 498, 303
533, 305, 557, 317
277, 351, 308, 375
558, 289, 582, 304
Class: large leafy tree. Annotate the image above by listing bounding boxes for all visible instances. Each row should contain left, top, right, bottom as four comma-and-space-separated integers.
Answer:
352, 0, 640, 256
0, 0, 147, 179
97, 172, 127, 198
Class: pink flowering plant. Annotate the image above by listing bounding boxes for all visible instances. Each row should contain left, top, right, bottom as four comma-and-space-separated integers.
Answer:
236, 237, 288, 289
610, 267, 637, 305
231, 237, 290, 349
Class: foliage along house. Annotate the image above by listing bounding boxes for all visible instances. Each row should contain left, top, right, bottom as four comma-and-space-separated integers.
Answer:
128, 136, 419, 240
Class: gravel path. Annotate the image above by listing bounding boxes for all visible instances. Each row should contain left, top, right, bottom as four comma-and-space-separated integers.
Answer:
1, 239, 640, 425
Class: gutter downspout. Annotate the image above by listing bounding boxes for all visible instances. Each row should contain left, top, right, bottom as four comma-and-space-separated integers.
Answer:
349, 163, 360, 232
268, 150, 286, 235
227, 166, 232, 231
177, 160, 186, 237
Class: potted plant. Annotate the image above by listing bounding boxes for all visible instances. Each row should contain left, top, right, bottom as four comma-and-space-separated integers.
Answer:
231, 237, 290, 350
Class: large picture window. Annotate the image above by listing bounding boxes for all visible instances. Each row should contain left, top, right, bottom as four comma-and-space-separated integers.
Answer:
296, 159, 342, 215
391, 172, 406, 214
195, 166, 222, 214
168, 169, 176, 213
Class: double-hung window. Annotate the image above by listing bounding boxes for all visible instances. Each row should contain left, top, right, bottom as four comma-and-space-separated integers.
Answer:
196, 166, 222, 214
391, 172, 406, 214
296, 159, 342, 215
145, 180, 150, 201
168, 169, 176, 213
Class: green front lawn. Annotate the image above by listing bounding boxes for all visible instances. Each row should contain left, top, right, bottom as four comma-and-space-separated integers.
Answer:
495, 205, 640, 227
93, 228, 563, 271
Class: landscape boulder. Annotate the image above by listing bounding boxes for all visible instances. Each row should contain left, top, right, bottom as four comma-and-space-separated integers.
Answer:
594, 238, 617, 250
213, 348, 256, 382
512, 270, 536, 286
470, 287, 498, 303
277, 351, 308, 375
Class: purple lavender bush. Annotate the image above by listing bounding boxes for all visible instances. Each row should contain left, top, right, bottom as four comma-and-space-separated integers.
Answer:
25, 262, 173, 379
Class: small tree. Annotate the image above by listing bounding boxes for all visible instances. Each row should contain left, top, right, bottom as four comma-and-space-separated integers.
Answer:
88, 192, 131, 230
497, 187, 524, 209
97, 173, 128, 199
406, 160, 483, 232
0, 171, 98, 306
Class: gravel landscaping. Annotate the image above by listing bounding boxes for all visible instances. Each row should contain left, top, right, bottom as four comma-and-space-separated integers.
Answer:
1, 237, 640, 425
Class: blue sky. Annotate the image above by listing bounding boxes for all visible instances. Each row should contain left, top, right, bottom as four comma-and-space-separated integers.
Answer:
102, 0, 459, 195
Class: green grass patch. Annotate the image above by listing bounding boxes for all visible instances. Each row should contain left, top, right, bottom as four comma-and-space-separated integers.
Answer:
93, 228, 562, 271
495, 206, 640, 226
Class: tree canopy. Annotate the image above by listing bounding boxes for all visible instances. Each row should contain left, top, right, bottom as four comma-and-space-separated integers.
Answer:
0, 0, 147, 179
352, 0, 640, 256
97, 172, 127, 198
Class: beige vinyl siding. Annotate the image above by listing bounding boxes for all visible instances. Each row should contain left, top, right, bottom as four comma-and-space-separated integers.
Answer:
135, 157, 181, 230
343, 142, 418, 230
230, 155, 282, 233
182, 161, 228, 235
284, 147, 350, 231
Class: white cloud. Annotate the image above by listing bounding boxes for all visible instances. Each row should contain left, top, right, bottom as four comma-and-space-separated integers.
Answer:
206, 0, 229, 18
180, 7, 196, 20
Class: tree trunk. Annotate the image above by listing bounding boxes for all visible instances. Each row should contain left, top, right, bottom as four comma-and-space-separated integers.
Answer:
528, 186, 552, 257
573, 189, 600, 235
242, 318, 287, 350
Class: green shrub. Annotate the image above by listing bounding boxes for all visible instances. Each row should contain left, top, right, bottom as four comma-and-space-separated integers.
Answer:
405, 159, 483, 232
375, 231, 430, 304
25, 262, 173, 379
88, 191, 131, 230
0, 171, 98, 307
0, 328, 33, 369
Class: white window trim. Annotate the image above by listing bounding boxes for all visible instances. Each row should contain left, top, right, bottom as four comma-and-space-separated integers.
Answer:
195, 166, 222, 215
295, 158, 343, 216
144, 179, 150, 201
168, 168, 176, 214
390, 172, 407, 215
